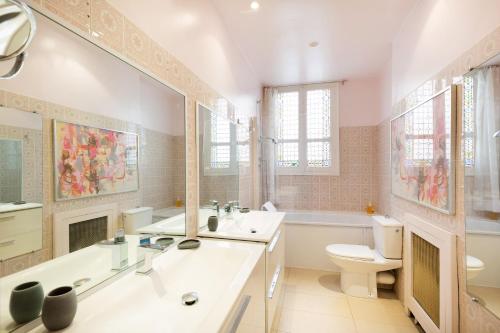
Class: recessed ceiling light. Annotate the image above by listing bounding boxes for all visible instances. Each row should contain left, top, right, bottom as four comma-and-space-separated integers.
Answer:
250, 1, 260, 10
309, 41, 319, 48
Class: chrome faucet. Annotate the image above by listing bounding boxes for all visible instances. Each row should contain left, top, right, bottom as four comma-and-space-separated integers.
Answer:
136, 244, 163, 275
97, 229, 128, 271
210, 200, 220, 215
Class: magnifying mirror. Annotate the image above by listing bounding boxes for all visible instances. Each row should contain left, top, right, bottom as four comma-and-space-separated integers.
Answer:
0, 0, 36, 79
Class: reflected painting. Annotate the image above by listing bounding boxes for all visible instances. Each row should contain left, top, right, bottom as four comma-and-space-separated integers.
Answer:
54, 121, 139, 200
390, 86, 456, 214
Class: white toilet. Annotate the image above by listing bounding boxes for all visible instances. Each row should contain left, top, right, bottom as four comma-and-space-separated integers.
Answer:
466, 255, 485, 280
326, 215, 403, 298
123, 207, 153, 234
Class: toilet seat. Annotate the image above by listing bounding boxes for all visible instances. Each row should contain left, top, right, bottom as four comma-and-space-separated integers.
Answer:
466, 255, 484, 269
326, 244, 374, 261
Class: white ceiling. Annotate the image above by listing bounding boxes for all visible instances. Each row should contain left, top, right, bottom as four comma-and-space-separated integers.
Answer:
211, 0, 418, 87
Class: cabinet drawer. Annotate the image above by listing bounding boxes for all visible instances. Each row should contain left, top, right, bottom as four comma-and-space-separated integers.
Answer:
0, 230, 42, 260
0, 207, 42, 237
266, 225, 285, 332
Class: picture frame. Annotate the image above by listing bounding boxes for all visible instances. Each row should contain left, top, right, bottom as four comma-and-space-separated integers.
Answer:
390, 85, 457, 214
53, 120, 139, 201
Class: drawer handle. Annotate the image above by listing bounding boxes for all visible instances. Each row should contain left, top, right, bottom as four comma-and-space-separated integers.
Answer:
226, 295, 251, 333
268, 230, 281, 253
268, 265, 282, 299
0, 239, 15, 247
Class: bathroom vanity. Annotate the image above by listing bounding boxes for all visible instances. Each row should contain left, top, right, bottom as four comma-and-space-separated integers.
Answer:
26, 239, 266, 333
198, 210, 286, 332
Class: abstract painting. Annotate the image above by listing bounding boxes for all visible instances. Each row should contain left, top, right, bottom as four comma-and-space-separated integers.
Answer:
54, 120, 139, 200
391, 86, 456, 214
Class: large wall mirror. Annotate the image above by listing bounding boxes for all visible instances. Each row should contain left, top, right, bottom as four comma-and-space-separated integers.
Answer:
0, 5, 186, 332
196, 102, 241, 231
464, 53, 500, 319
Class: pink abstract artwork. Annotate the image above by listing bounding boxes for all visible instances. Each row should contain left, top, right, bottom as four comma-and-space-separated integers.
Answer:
54, 121, 139, 200
391, 86, 456, 214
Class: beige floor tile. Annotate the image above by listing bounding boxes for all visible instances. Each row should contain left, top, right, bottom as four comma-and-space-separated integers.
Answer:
355, 320, 421, 333
278, 308, 357, 333
348, 296, 414, 326
282, 290, 352, 318
285, 268, 343, 297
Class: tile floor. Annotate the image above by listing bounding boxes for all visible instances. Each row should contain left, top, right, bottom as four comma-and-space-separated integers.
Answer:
272, 268, 423, 333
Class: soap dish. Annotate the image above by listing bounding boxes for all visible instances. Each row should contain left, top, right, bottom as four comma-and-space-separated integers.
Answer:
177, 239, 201, 250
155, 237, 175, 247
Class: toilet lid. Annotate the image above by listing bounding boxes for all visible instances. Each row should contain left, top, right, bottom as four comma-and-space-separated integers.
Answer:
326, 244, 374, 261
466, 255, 484, 269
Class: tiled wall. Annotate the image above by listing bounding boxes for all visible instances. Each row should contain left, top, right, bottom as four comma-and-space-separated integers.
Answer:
275, 126, 377, 212
0, 125, 43, 204
0, 90, 184, 277
0, 0, 254, 276
375, 25, 500, 333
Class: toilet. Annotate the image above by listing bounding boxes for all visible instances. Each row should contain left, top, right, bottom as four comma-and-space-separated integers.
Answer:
123, 207, 153, 234
466, 255, 485, 280
326, 215, 403, 298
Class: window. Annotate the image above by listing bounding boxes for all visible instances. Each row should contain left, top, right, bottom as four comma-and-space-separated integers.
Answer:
202, 100, 238, 175
237, 117, 250, 163
275, 83, 339, 175
463, 76, 475, 168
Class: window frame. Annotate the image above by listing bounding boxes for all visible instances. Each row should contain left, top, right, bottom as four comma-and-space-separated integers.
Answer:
275, 82, 340, 176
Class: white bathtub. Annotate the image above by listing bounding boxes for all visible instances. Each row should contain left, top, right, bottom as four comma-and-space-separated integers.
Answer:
283, 211, 375, 271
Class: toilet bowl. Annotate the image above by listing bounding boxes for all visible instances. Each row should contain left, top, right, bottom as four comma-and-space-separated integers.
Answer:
325, 215, 403, 298
466, 255, 485, 280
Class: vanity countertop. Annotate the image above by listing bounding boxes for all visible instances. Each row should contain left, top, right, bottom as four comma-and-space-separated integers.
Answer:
0, 202, 42, 213
198, 211, 285, 243
28, 239, 265, 333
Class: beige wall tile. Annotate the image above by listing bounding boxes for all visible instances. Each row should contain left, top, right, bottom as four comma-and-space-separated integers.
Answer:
123, 18, 151, 69
90, 0, 124, 53
43, 0, 91, 34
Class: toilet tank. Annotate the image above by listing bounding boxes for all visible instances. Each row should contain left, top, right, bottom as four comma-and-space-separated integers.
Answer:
372, 215, 403, 259
123, 207, 153, 234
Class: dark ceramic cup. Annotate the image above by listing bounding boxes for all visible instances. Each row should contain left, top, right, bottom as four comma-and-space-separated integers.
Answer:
9, 281, 44, 324
42, 286, 77, 331
208, 215, 218, 232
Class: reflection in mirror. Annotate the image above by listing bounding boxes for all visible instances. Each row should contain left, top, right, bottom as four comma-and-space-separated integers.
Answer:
0, 0, 37, 78
464, 53, 500, 319
0, 9, 185, 332
197, 102, 240, 230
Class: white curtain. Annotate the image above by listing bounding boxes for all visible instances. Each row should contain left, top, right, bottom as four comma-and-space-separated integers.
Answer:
472, 67, 500, 212
261, 87, 279, 205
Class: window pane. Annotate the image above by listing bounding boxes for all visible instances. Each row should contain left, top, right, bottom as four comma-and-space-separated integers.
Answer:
406, 101, 433, 136
406, 138, 433, 164
210, 145, 230, 168
307, 141, 331, 167
277, 142, 299, 167
463, 76, 474, 167
238, 144, 249, 162
211, 113, 230, 143
307, 89, 331, 139
276, 92, 299, 140
237, 119, 249, 142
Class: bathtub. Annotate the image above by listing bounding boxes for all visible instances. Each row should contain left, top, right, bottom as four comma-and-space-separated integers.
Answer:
283, 211, 375, 272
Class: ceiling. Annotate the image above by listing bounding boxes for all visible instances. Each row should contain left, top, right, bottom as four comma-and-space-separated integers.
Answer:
211, 0, 418, 87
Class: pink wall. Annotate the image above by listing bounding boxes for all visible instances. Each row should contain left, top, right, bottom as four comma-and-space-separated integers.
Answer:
339, 77, 382, 127
391, 0, 500, 104
108, 0, 261, 116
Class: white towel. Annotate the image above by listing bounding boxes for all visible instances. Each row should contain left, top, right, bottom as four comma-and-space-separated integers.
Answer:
261, 201, 277, 212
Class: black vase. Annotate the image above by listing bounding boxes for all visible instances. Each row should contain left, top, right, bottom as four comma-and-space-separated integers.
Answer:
208, 215, 218, 232
9, 281, 44, 324
41, 286, 77, 331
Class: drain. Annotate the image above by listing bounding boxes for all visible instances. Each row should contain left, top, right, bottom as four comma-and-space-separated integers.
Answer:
250, 228, 257, 234
73, 278, 91, 288
182, 292, 199, 306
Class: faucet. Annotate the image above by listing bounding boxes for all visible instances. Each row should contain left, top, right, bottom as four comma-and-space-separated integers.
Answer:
224, 201, 240, 219
209, 200, 220, 215
97, 229, 128, 271
136, 244, 163, 275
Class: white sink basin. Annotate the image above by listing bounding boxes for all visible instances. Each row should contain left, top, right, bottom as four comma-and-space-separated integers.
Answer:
138, 213, 187, 235
0, 235, 142, 331
28, 239, 265, 333
198, 211, 285, 243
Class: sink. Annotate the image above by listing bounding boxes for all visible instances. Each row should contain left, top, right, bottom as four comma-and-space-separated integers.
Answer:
466, 255, 485, 280
28, 239, 265, 333
0, 235, 141, 331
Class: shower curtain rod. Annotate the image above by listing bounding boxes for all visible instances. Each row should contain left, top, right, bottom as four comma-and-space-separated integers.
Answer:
264, 79, 347, 89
